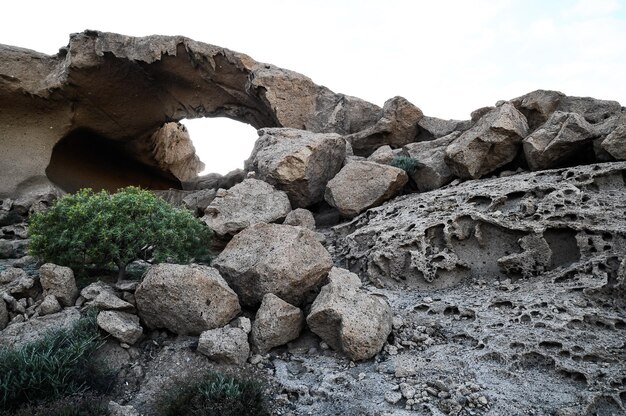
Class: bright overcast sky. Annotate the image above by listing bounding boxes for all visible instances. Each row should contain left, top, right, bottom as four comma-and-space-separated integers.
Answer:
2, 0, 625, 174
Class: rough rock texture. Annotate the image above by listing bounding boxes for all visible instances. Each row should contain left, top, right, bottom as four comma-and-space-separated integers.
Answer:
202, 178, 291, 236
0, 298, 7, 330
307, 267, 392, 361
0, 307, 81, 348
445, 103, 529, 179
197, 326, 250, 365
283, 208, 316, 230
523, 111, 596, 170
245, 128, 346, 207
0, 31, 381, 197
325, 161, 408, 218
344, 96, 423, 156
38, 263, 78, 307
97, 310, 143, 345
39, 294, 62, 315
135, 264, 240, 335
0, 267, 34, 295
251, 293, 304, 354
213, 223, 332, 307
601, 118, 626, 160
404, 132, 458, 192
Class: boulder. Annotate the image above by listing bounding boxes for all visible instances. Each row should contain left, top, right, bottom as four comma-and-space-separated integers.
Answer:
283, 208, 316, 230
523, 111, 595, 170
445, 103, 529, 179
39, 294, 62, 315
97, 310, 143, 345
202, 179, 292, 237
0, 298, 7, 330
38, 263, 78, 307
91, 291, 135, 311
404, 132, 459, 192
306, 267, 392, 361
367, 145, 404, 165
182, 188, 217, 216
251, 293, 304, 354
416, 116, 471, 141
324, 161, 408, 218
345, 96, 423, 155
601, 120, 626, 160
213, 223, 332, 307
0, 307, 81, 348
0, 267, 34, 295
135, 264, 240, 335
197, 327, 250, 365
245, 128, 346, 208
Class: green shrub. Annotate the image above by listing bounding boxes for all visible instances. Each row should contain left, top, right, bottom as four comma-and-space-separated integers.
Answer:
0, 310, 110, 411
391, 156, 421, 175
7, 392, 108, 416
29, 186, 213, 280
162, 372, 270, 416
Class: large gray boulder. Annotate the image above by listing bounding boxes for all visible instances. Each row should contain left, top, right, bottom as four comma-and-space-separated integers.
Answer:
39, 263, 78, 307
0, 307, 81, 348
197, 326, 250, 365
245, 128, 346, 208
213, 223, 332, 307
307, 267, 392, 361
135, 264, 240, 335
601, 118, 626, 160
404, 132, 459, 192
97, 310, 143, 345
202, 179, 291, 237
445, 103, 529, 179
324, 161, 408, 218
251, 293, 304, 354
523, 111, 595, 170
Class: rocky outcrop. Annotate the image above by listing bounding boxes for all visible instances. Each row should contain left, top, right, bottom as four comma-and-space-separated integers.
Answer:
38, 263, 78, 307
251, 293, 304, 354
202, 178, 291, 237
213, 223, 332, 307
307, 267, 392, 361
135, 264, 240, 335
245, 128, 346, 207
325, 161, 408, 218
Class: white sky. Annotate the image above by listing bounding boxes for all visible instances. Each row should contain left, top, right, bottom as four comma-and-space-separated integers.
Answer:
2, 0, 625, 174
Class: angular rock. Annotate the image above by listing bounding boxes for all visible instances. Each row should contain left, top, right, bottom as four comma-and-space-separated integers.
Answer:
135, 264, 240, 335
245, 128, 346, 208
91, 291, 135, 311
283, 208, 316, 230
80, 281, 115, 301
197, 327, 250, 365
404, 132, 459, 192
307, 267, 392, 361
39, 294, 62, 315
445, 103, 529, 179
213, 223, 332, 307
367, 145, 402, 165
182, 188, 217, 216
601, 120, 626, 160
0, 267, 34, 295
416, 116, 471, 141
0, 307, 81, 348
523, 111, 595, 171
0, 298, 7, 330
97, 310, 143, 345
345, 96, 423, 155
324, 161, 408, 218
202, 179, 291, 237
251, 293, 304, 354
38, 263, 78, 307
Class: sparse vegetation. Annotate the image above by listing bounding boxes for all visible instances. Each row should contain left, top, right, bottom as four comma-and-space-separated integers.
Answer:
0, 310, 111, 412
391, 156, 421, 175
161, 372, 270, 416
28, 186, 213, 281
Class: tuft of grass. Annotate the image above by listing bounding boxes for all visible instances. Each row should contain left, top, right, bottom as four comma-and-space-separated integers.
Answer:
5, 392, 108, 416
391, 156, 422, 175
0, 309, 112, 411
162, 372, 270, 416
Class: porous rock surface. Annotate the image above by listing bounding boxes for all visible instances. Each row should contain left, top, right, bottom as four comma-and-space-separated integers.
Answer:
251, 293, 304, 354
135, 264, 240, 335
197, 326, 250, 365
97, 310, 143, 345
38, 263, 78, 307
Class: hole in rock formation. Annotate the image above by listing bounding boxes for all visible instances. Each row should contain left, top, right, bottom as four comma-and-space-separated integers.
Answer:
46, 129, 182, 193
182, 117, 257, 175
542, 228, 581, 269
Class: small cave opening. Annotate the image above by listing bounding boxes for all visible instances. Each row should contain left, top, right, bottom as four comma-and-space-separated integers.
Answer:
46, 129, 182, 193
181, 117, 258, 175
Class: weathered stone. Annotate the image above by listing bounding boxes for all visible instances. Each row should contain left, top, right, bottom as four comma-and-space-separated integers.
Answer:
367, 145, 403, 165
0, 298, 7, 330
39, 294, 62, 315
246, 128, 346, 208
345, 96, 423, 155
325, 161, 408, 218
213, 223, 332, 307
135, 264, 240, 335
197, 327, 250, 365
0, 267, 34, 295
91, 291, 135, 311
182, 188, 217, 216
97, 310, 143, 345
416, 116, 470, 141
601, 119, 626, 160
445, 103, 529, 179
283, 208, 316, 230
523, 111, 595, 171
108, 401, 140, 416
404, 132, 459, 192
38, 263, 78, 307
80, 281, 114, 301
307, 267, 392, 361
0, 307, 81, 348
251, 293, 304, 354
202, 179, 291, 237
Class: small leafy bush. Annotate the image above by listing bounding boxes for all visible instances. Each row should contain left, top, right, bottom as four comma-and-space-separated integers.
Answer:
0, 310, 110, 411
391, 156, 421, 175
162, 372, 270, 416
29, 186, 213, 280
